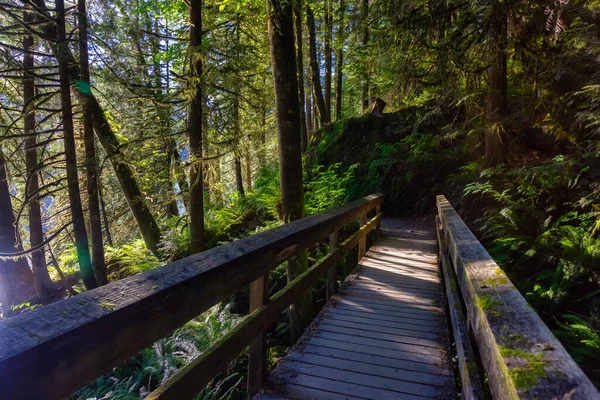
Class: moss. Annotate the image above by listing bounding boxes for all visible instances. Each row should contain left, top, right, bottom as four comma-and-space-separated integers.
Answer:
476, 293, 503, 316
481, 275, 509, 287
503, 333, 529, 347
448, 278, 457, 292
499, 346, 548, 390
99, 301, 116, 311
152, 285, 159, 290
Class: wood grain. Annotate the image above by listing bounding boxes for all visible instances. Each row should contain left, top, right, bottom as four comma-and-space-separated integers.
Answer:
437, 195, 600, 400
0, 194, 383, 400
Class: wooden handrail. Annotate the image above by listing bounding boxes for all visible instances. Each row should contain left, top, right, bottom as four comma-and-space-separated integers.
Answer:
0, 193, 384, 400
436, 195, 600, 400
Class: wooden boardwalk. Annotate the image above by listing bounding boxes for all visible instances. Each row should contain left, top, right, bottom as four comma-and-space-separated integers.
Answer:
257, 217, 456, 400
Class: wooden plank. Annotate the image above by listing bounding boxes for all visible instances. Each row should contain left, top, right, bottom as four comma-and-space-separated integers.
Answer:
321, 314, 440, 340
274, 360, 444, 398
0, 194, 383, 400
437, 195, 600, 399
358, 212, 367, 259
300, 340, 451, 376
325, 305, 440, 327
312, 331, 442, 362
248, 274, 269, 396
317, 322, 441, 350
0, 195, 383, 399
286, 351, 449, 386
345, 285, 440, 299
352, 276, 439, 290
267, 372, 413, 400
149, 214, 384, 399
437, 217, 484, 400
341, 294, 443, 312
324, 309, 440, 333
326, 230, 339, 300
335, 296, 444, 317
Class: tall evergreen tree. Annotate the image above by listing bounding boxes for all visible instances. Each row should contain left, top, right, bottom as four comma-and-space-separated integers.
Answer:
267, 0, 313, 342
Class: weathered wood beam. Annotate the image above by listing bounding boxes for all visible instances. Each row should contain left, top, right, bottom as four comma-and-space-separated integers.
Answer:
436, 216, 484, 400
147, 214, 382, 399
0, 194, 383, 400
437, 195, 600, 400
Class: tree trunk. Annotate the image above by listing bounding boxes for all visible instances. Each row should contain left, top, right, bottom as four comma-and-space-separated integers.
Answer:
267, 0, 313, 343
324, 0, 333, 119
79, 0, 107, 285
307, 4, 329, 126
258, 103, 267, 168
32, 0, 162, 257
24, 10, 54, 300
294, 1, 309, 152
98, 177, 113, 246
56, 0, 97, 290
335, 0, 345, 120
234, 157, 245, 196
485, 0, 508, 167
361, 0, 370, 113
245, 149, 252, 191
305, 73, 313, 135
0, 147, 35, 308
188, 0, 205, 254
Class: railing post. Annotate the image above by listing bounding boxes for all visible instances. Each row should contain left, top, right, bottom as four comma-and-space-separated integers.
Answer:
358, 211, 367, 259
375, 204, 382, 238
326, 231, 340, 300
247, 274, 269, 397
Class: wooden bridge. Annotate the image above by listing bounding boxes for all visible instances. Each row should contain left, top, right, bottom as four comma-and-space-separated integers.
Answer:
0, 194, 599, 399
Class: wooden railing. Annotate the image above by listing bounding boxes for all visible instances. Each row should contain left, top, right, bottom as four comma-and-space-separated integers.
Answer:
436, 195, 600, 400
0, 194, 383, 400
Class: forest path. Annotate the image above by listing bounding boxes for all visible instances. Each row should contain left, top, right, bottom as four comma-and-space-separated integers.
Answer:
256, 217, 456, 400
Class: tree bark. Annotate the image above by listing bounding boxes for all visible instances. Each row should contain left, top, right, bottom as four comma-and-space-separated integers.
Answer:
79, 0, 107, 285
56, 0, 97, 290
267, 0, 313, 343
32, 0, 162, 257
324, 0, 333, 119
98, 178, 113, 247
307, 4, 329, 125
485, 0, 508, 167
235, 157, 245, 196
188, 0, 205, 254
361, 0, 370, 113
335, 0, 345, 120
305, 73, 313, 135
23, 9, 54, 300
294, 0, 309, 152
245, 149, 252, 191
0, 147, 35, 308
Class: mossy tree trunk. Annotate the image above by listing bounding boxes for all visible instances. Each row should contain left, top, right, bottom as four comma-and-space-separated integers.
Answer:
307, 3, 330, 126
293, 0, 309, 151
335, 0, 345, 120
188, 0, 205, 254
79, 0, 108, 285
23, 8, 54, 299
267, 0, 313, 343
32, 0, 162, 257
56, 0, 97, 290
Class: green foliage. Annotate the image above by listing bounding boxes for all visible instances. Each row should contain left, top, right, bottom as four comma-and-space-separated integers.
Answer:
105, 240, 163, 281
555, 315, 600, 364
72, 306, 241, 400
305, 163, 356, 215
